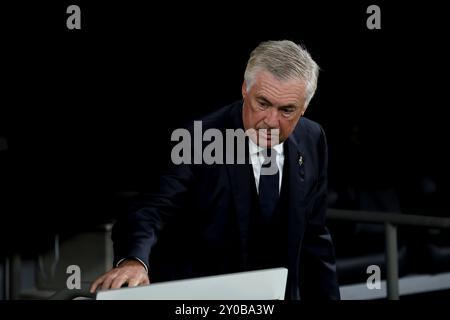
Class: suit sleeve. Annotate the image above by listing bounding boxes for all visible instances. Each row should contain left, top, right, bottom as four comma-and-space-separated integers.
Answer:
111, 160, 194, 269
299, 125, 341, 300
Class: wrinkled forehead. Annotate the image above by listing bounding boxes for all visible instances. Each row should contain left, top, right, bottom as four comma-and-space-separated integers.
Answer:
252, 71, 307, 107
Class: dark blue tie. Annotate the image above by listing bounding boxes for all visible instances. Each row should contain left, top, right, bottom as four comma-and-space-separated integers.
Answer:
258, 148, 280, 223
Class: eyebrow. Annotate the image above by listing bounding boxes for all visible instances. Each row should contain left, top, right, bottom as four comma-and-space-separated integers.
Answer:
256, 96, 273, 105
279, 105, 297, 110
257, 95, 298, 110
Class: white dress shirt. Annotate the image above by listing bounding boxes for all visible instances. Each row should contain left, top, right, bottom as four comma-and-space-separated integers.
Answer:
248, 138, 285, 194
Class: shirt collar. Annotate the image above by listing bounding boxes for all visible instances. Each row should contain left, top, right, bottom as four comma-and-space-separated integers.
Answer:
248, 137, 284, 156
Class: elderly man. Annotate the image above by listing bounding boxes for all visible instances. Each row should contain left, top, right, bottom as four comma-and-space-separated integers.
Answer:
91, 40, 340, 299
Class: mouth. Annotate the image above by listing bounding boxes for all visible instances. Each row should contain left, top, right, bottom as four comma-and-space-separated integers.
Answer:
258, 129, 279, 138
257, 129, 280, 145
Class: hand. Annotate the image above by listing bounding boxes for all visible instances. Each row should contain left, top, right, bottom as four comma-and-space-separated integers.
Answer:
89, 259, 150, 293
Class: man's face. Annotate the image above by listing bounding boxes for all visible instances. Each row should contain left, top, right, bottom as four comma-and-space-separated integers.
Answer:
242, 70, 307, 148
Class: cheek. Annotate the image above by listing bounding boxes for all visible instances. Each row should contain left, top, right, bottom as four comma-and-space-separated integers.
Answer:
244, 104, 258, 129
279, 121, 295, 137
248, 107, 265, 127
255, 116, 269, 129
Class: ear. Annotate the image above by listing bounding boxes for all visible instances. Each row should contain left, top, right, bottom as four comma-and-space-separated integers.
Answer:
241, 81, 247, 99
300, 103, 308, 116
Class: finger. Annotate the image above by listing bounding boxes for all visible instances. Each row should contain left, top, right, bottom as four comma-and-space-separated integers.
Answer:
128, 276, 142, 287
110, 274, 129, 289
101, 273, 119, 291
128, 280, 139, 287
129, 273, 150, 287
90, 275, 105, 293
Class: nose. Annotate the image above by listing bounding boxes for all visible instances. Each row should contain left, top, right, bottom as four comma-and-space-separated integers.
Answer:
264, 108, 280, 128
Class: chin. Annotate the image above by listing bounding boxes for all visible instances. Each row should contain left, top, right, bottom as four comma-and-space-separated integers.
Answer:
259, 138, 279, 148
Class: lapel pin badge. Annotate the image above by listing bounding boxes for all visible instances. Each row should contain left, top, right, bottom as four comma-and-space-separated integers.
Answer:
298, 155, 304, 166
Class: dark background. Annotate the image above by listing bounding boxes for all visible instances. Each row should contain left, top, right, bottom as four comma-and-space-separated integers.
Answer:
1, 1, 449, 258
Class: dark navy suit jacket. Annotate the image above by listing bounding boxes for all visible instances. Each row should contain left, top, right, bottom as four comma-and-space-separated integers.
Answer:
112, 101, 340, 300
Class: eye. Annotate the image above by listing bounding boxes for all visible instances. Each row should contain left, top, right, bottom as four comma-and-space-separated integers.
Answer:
258, 101, 268, 110
281, 108, 295, 117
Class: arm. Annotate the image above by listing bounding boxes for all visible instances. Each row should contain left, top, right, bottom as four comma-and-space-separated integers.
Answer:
112, 161, 194, 268
90, 161, 195, 293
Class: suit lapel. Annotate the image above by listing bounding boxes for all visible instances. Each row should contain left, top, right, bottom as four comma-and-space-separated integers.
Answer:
286, 123, 307, 239
284, 120, 307, 292
225, 102, 254, 265
227, 157, 254, 262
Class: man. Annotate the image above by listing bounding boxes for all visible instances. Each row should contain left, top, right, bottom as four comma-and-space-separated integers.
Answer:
90, 40, 340, 299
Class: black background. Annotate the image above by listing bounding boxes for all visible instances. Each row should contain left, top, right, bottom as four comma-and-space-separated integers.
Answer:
1, 1, 449, 254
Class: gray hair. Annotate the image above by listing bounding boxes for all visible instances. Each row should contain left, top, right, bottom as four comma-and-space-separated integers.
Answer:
244, 40, 319, 107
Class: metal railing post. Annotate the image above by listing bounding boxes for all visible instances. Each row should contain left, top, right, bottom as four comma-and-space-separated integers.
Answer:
385, 222, 399, 300
327, 209, 450, 299
4, 254, 21, 300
